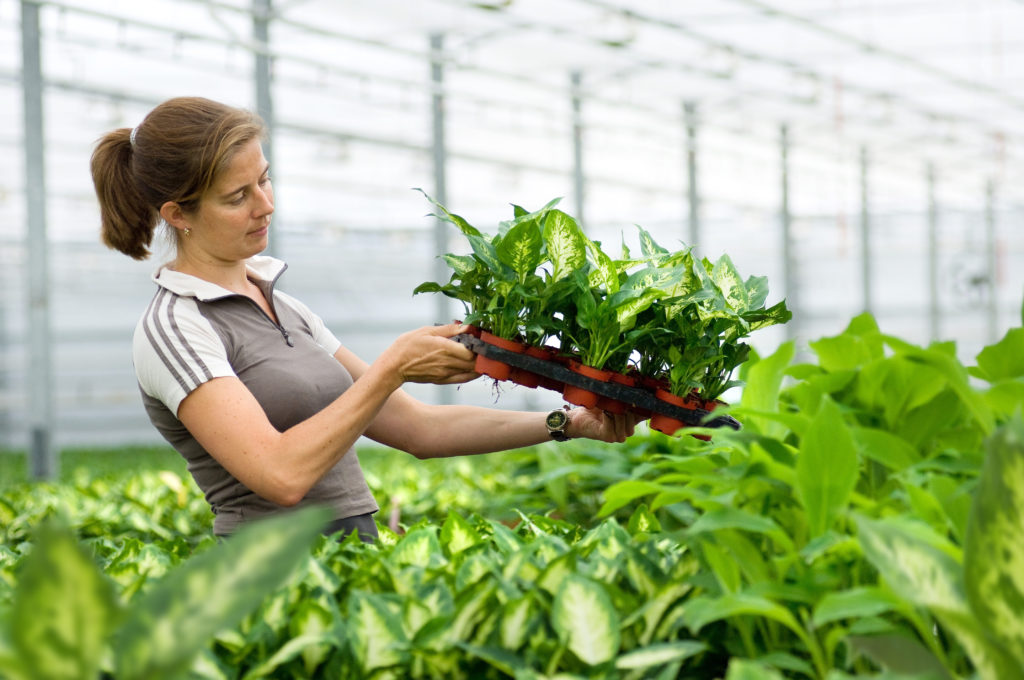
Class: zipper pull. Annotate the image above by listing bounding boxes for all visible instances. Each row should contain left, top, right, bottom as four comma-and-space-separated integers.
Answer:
281, 327, 294, 347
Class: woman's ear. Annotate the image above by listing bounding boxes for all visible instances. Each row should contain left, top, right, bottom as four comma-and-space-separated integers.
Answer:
159, 201, 188, 231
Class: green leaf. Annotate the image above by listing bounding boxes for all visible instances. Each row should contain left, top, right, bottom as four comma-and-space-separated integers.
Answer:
796, 397, 859, 538
599, 480, 664, 517
467, 233, 509, 278
10, 522, 118, 680
500, 595, 536, 650
615, 640, 705, 670
809, 313, 883, 372
112, 506, 331, 680
741, 341, 795, 439
855, 515, 964, 612
636, 225, 669, 259
441, 511, 483, 555
496, 217, 544, 281
442, 253, 479, 276
745, 275, 770, 310
856, 515, 1022, 680
626, 503, 663, 536
812, 587, 903, 626
971, 328, 1024, 382
551, 574, 621, 665
845, 634, 953, 680
415, 188, 481, 236
391, 527, 445, 568
240, 631, 340, 680
688, 507, 793, 552
544, 209, 588, 281
412, 281, 444, 295
455, 643, 529, 676
725, 658, 787, 680
712, 254, 750, 312
850, 427, 920, 471
682, 591, 803, 640
348, 590, 408, 673
964, 420, 1024, 668
584, 236, 620, 294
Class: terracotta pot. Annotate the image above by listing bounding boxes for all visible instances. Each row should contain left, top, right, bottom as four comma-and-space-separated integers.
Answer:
690, 398, 725, 442
474, 331, 526, 381
524, 345, 563, 392
510, 367, 540, 388
475, 354, 512, 381
649, 388, 700, 436
459, 323, 482, 338
597, 371, 636, 415
563, 361, 613, 409
479, 331, 526, 353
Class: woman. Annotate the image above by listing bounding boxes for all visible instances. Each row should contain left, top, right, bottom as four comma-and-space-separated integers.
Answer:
90, 97, 639, 541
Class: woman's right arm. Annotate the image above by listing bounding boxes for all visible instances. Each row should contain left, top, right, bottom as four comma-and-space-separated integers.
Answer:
175, 323, 476, 506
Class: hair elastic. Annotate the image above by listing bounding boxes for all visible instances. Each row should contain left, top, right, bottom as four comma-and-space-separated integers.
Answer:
129, 126, 139, 148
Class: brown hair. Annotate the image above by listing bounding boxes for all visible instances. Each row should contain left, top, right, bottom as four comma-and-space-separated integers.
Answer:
90, 97, 266, 260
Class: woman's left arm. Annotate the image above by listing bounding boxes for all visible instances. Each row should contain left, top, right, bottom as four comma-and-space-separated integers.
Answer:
333, 345, 638, 457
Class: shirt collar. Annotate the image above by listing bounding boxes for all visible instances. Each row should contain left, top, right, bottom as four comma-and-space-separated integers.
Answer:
151, 255, 288, 301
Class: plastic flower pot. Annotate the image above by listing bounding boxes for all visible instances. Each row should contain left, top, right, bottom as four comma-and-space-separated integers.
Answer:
522, 345, 564, 392
649, 388, 700, 436
475, 331, 526, 381
563, 361, 614, 409
597, 371, 636, 415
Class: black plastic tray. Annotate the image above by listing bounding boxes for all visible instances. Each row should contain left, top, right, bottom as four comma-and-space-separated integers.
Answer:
453, 334, 740, 431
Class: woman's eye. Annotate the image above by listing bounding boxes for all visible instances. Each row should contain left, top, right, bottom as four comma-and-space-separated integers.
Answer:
230, 194, 246, 206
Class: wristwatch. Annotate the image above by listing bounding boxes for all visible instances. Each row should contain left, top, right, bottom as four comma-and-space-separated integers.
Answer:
545, 408, 572, 442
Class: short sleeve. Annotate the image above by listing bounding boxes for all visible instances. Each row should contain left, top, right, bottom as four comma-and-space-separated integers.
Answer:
274, 291, 343, 356
133, 291, 236, 417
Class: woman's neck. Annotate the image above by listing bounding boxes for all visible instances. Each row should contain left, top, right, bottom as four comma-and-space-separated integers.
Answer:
171, 253, 256, 294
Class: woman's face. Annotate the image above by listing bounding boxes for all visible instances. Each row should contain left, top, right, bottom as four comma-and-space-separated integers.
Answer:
185, 138, 273, 263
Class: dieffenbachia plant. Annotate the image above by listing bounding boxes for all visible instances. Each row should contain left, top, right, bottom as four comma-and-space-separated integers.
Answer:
414, 194, 790, 399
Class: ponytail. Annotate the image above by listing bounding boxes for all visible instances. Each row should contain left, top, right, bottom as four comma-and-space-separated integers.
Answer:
90, 128, 158, 260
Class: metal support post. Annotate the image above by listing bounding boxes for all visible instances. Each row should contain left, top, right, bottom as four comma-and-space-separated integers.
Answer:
985, 179, 998, 342
927, 163, 940, 341
684, 101, 699, 249
780, 124, 796, 343
253, 0, 277, 256
859, 145, 872, 314
429, 33, 449, 327
21, 0, 56, 479
570, 71, 585, 230
429, 34, 452, 405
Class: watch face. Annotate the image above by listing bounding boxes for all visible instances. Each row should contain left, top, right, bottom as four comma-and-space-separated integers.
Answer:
546, 410, 568, 430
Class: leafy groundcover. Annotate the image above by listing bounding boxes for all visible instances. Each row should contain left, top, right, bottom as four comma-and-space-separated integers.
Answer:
2, 312, 1024, 679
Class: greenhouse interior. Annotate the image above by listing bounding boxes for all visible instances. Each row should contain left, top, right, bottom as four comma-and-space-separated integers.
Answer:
2, 0, 1021, 455
2, 1, 1024, 677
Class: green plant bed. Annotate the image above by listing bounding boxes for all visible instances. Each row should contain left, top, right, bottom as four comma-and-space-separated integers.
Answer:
0, 445, 185, 488
4, 312, 1024, 678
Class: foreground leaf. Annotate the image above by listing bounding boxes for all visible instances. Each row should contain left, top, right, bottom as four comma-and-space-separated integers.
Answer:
856, 515, 1020, 680
964, 420, 1024, 669
112, 505, 331, 680
11, 523, 118, 680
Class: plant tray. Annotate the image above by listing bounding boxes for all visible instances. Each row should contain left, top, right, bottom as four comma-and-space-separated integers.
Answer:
453, 334, 741, 431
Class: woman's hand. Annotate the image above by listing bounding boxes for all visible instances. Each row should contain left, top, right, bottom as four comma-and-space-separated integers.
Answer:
382, 323, 479, 386
565, 407, 643, 443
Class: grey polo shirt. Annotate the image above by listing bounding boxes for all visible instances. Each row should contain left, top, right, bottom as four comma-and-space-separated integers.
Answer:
133, 255, 378, 535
